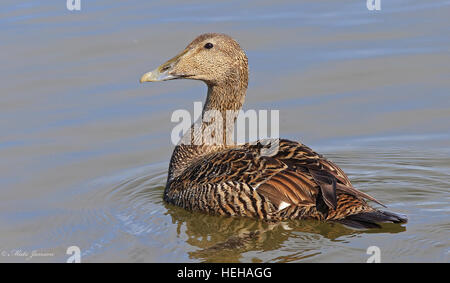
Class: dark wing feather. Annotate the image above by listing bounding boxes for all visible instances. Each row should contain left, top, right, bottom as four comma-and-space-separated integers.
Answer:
309, 169, 337, 210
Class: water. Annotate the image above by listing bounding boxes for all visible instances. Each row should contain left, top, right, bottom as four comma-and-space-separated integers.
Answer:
0, 0, 449, 262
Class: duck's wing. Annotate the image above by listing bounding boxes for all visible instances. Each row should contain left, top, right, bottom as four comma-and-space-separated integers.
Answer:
255, 139, 385, 211
170, 139, 383, 214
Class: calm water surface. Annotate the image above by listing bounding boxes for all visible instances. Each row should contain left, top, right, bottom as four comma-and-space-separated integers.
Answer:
0, 0, 449, 262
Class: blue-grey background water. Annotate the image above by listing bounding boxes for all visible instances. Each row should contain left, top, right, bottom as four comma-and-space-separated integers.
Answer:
0, 0, 449, 262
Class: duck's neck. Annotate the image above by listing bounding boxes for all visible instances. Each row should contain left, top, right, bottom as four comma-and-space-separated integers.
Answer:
204, 82, 246, 113
168, 79, 248, 182
195, 82, 246, 145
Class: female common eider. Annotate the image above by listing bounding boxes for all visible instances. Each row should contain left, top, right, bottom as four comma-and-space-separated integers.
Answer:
140, 33, 407, 228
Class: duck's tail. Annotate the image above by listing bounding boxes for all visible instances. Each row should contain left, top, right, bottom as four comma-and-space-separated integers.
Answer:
338, 210, 408, 229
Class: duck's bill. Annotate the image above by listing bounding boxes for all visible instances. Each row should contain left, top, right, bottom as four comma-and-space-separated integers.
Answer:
140, 48, 189, 83
139, 68, 177, 83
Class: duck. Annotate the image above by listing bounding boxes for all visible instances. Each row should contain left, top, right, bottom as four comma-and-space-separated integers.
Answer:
139, 33, 407, 229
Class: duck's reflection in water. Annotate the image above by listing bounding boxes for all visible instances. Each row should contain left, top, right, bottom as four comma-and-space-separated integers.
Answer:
164, 203, 406, 262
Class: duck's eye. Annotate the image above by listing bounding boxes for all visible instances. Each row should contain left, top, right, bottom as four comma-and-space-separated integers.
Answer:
204, 42, 214, 49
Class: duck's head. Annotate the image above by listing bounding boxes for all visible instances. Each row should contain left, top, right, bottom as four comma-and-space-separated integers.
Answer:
140, 33, 248, 87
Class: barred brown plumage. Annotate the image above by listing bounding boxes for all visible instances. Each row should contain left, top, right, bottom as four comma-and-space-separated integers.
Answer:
140, 33, 408, 229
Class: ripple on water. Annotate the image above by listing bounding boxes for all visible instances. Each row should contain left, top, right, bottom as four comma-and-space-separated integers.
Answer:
41, 162, 173, 261
39, 135, 449, 262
